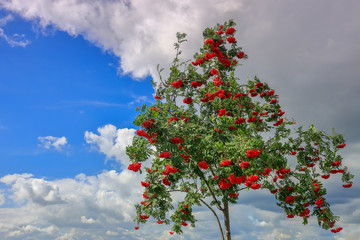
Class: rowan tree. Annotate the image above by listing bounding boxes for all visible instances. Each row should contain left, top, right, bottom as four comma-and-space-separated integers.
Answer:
125, 19, 354, 240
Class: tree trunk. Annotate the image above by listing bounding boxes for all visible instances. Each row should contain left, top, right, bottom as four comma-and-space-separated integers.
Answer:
223, 200, 231, 240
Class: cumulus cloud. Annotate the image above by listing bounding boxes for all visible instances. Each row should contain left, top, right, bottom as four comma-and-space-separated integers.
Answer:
0, 173, 33, 185
0, 170, 143, 239
38, 136, 68, 151
0, 0, 244, 80
0, 174, 64, 205
84, 124, 157, 171
84, 125, 135, 165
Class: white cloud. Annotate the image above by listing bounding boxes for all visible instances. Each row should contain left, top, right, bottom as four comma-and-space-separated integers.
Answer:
6, 177, 64, 205
84, 124, 157, 170
106, 230, 118, 236
0, 0, 245, 80
84, 125, 135, 166
248, 215, 270, 227
0, 192, 5, 206
0, 27, 31, 47
0, 173, 33, 185
0, 14, 30, 46
0, 170, 144, 239
38, 136, 68, 151
263, 228, 292, 240
80, 216, 97, 224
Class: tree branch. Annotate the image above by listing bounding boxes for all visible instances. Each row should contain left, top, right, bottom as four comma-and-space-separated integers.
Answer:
198, 167, 223, 211
200, 198, 225, 240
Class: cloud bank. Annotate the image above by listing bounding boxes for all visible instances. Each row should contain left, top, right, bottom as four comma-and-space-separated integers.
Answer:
0, 170, 142, 239
1, 170, 358, 239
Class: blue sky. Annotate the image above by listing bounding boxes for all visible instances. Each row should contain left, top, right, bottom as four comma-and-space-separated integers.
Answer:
0, 1, 360, 239
0, 15, 155, 178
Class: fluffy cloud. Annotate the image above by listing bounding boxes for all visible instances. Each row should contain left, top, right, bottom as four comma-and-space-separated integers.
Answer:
38, 136, 68, 151
0, 170, 143, 239
0, 0, 244, 79
84, 125, 135, 165
1, 174, 63, 205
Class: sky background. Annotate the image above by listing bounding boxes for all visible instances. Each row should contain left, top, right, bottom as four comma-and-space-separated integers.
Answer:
0, 0, 359, 239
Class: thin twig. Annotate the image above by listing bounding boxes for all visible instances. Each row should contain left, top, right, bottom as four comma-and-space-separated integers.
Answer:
198, 168, 223, 211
